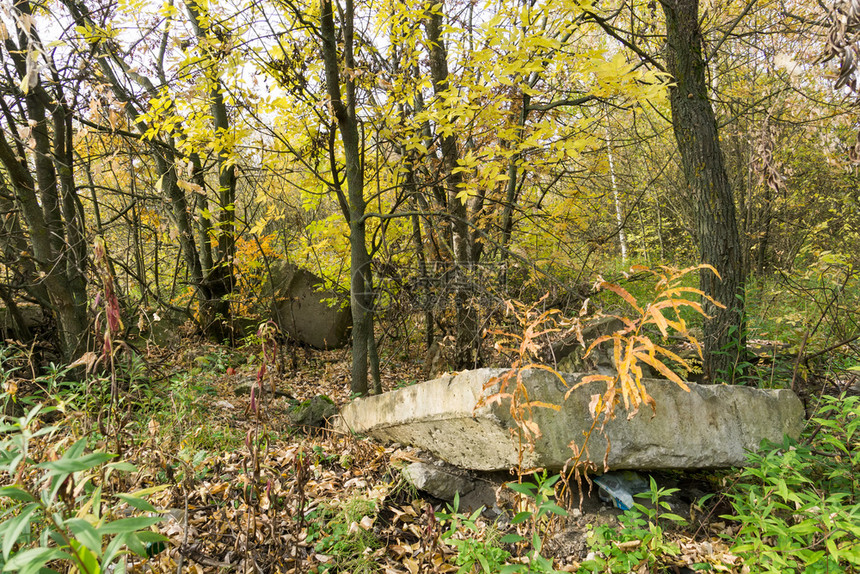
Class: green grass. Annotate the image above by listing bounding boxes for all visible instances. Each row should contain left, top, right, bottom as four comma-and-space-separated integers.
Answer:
312, 497, 382, 573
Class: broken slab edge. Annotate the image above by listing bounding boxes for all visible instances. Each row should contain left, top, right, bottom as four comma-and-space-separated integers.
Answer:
338, 368, 806, 472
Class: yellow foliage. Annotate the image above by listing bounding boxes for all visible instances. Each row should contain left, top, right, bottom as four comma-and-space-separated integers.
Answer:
230, 234, 279, 316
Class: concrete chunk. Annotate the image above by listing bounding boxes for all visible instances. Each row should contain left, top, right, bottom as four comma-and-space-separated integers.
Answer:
269, 261, 351, 349
402, 462, 476, 501
339, 368, 805, 471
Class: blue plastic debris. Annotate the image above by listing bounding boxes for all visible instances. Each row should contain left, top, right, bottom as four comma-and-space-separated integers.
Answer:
593, 471, 649, 511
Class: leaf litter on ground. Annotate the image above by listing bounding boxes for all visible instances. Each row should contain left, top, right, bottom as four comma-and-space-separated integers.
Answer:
6, 337, 748, 574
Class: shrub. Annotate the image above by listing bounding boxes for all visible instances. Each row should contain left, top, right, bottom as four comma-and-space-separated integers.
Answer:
722, 394, 860, 572
0, 405, 166, 573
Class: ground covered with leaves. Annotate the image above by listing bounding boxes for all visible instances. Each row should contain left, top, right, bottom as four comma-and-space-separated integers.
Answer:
1, 335, 858, 574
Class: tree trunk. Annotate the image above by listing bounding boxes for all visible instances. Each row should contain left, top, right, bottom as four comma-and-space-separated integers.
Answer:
185, 0, 238, 337
424, 2, 479, 369
319, 0, 374, 395
606, 127, 628, 262
0, 2, 89, 360
659, 0, 746, 381
62, 0, 236, 341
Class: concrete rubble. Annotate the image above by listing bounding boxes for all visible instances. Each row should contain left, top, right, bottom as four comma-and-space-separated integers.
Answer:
338, 368, 805, 471
269, 261, 351, 349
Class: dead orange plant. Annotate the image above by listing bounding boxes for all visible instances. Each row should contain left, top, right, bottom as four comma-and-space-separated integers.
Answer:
476, 294, 577, 471
574, 264, 724, 427
480, 266, 724, 508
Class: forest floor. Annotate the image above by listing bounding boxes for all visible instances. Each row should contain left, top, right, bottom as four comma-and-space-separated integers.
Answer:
87, 334, 753, 574
5, 331, 838, 574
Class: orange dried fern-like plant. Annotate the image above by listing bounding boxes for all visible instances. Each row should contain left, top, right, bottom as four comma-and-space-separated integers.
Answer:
562, 264, 725, 501
571, 264, 725, 426
475, 295, 576, 471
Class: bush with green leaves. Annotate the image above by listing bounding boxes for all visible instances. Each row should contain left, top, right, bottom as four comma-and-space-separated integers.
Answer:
579, 477, 689, 573
436, 494, 512, 574
312, 496, 381, 573
431, 473, 569, 574
0, 405, 167, 574
500, 472, 569, 574
722, 394, 860, 573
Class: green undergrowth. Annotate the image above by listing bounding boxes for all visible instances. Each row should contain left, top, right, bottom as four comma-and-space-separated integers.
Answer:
0, 405, 167, 574
310, 497, 382, 573
2, 301, 859, 574
580, 477, 691, 573
428, 393, 859, 573
720, 394, 860, 573
138, 372, 245, 453
745, 256, 860, 348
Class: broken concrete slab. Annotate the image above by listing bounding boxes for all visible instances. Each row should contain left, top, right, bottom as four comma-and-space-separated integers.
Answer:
338, 368, 805, 471
403, 462, 476, 501
269, 261, 351, 349
401, 461, 501, 514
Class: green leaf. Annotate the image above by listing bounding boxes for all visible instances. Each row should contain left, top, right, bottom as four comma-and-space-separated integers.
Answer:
659, 512, 687, 524
69, 539, 101, 574
124, 533, 146, 557
114, 494, 158, 513
65, 518, 102, 558
127, 485, 170, 498
826, 538, 840, 560
511, 511, 532, 525
776, 478, 788, 501
105, 462, 137, 473
3, 547, 70, 571
505, 482, 535, 497
538, 502, 568, 517
136, 531, 168, 543
789, 519, 821, 536
0, 487, 35, 502
541, 474, 562, 489
38, 452, 115, 475
3, 503, 40, 561
97, 516, 164, 535
800, 550, 826, 566
6, 453, 24, 478
30, 426, 59, 439
500, 533, 526, 544
100, 533, 128, 567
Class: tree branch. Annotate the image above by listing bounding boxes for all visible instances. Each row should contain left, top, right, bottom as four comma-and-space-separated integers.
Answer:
706, 0, 758, 65
582, 9, 667, 74
526, 95, 596, 112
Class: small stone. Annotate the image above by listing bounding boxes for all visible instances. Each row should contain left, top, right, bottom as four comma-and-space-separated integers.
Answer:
402, 462, 475, 502
289, 395, 337, 428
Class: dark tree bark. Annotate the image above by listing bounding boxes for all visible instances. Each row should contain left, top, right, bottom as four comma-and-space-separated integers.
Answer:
319, 0, 376, 396
0, 178, 50, 311
0, 0, 89, 360
62, 0, 238, 340
424, 2, 480, 369
185, 0, 238, 336
659, 0, 746, 381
